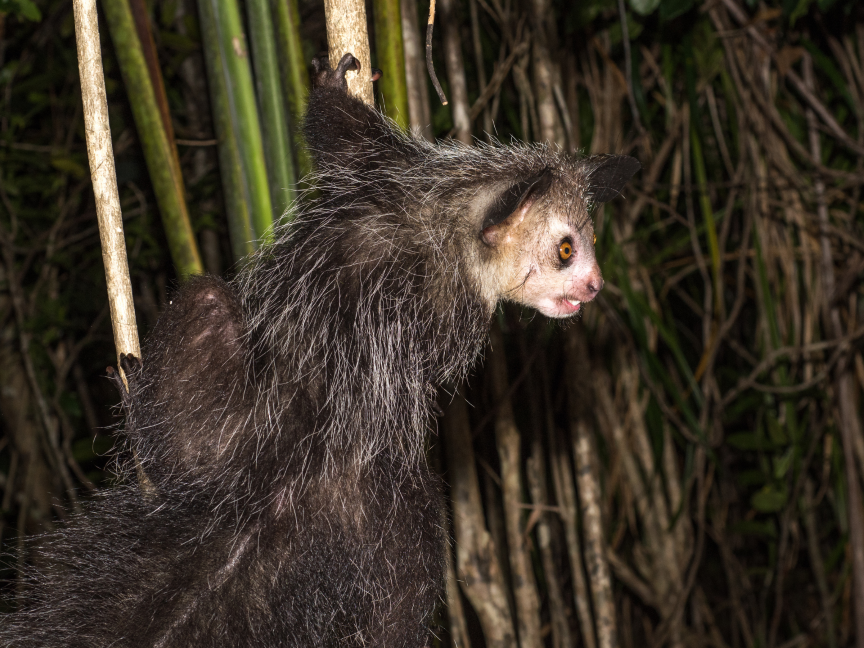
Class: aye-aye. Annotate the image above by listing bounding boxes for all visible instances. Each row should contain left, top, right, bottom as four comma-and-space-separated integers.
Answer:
0, 54, 639, 647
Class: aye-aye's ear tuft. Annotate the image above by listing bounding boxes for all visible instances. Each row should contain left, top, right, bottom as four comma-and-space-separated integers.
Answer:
586, 155, 641, 203
480, 171, 553, 246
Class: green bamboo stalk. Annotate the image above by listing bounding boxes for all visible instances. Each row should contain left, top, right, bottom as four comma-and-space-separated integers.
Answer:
273, 0, 312, 177
373, 0, 409, 129
197, 0, 256, 259
206, 0, 274, 244
246, 0, 297, 219
100, 0, 203, 277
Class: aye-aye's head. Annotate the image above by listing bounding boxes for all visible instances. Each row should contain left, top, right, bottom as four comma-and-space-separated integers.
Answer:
471, 155, 640, 318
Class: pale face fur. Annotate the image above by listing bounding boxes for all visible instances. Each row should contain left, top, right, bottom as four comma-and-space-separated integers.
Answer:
475, 188, 603, 319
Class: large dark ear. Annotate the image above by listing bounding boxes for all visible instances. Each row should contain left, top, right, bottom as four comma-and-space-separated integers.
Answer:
481, 171, 553, 246
586, 155, 641, 203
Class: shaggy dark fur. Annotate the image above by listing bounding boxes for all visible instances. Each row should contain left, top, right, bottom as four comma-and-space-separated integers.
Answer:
0, 54, 637, 647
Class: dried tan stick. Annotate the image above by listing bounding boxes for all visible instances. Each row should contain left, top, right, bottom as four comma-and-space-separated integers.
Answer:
803, 479, 837, 648
444, 39, 529, 140
0, 251, 79, 510
615, 0, 645, 144
470, 41, 529, 123
438, 0, 471, 143
547, 417, 597, 648
425, 0, 448, 105
529, 0, 565, 145
720, 323, 864, 407
443, 391, 517, 648
469, 0, 493, 138
442, 500, 472, 648
487, 323, 543, 648
72, 0, 140, 369
527, 443, 573, 648
323, 0, 374, 105
401, 0, 434, 140
565, 328, 618, 648
594, 363, 687, 648
572, 419, 617, 648
704, 84, 734, 179
719, 0, 864, 157
804, 53, 864, 648
604, 548, 655, 608
709, 8, 863, 185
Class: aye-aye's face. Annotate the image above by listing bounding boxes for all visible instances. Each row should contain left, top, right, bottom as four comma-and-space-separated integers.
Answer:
493, 206, 601, 318
477, 156, 639, 319
481, 199, 601, 319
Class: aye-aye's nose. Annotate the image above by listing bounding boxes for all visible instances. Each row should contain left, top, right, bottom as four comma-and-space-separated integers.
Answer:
580, 268, 604, 300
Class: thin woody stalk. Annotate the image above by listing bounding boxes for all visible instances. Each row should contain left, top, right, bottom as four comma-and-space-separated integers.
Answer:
443, 391, 517, 648
805, 53, 864, 648
438, 0, 471, 144
566, 327, 618, 648
488, 323, 543, 648
72, 0, 140, 361
401, 0, 433, 139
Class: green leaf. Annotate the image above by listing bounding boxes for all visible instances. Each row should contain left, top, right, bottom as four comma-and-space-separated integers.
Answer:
730, 519, 777, 538
0, 0, 42, 21
659, 0, 694, 22
50, 156, 88, 179
752, 485, 788, 513
608, 14, 645, 43
773, 447, 795, 480
727, 432, 774, 451
736, 470, 768, 488
787, 0, 815, 24
159, 31, 200, 53
629, 0, 661, 16
766, 412, 787, 445
802, 39, 858, 117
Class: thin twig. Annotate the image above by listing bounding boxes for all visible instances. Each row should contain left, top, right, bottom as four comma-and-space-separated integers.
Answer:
425, 0, 448, 105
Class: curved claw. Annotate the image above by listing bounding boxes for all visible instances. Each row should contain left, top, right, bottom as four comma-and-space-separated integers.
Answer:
107, 353, 143, 407
119, 353, 143, 378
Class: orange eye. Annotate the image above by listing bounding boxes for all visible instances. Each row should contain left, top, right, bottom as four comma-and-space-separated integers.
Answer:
593, 233, 597, 246
559, 241, 572, 261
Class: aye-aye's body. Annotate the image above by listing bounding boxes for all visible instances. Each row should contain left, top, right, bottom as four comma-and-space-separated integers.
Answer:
0, 55, 638, 647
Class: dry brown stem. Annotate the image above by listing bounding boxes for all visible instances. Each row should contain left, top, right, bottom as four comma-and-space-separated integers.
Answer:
438, 0, 472, 144
443, 391, 517, 648
442, 505, 472, 648
72, 0, 140, 366
528, 0, 564, 145
804, 53, 864, 648
548, 425, 598, 648
803, 479, 837, 648
401, 0, 433, 139
488, 323, 543, 648
527, 446, 572, 648
719, 0, 864, 157
566, 328, 618, 648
